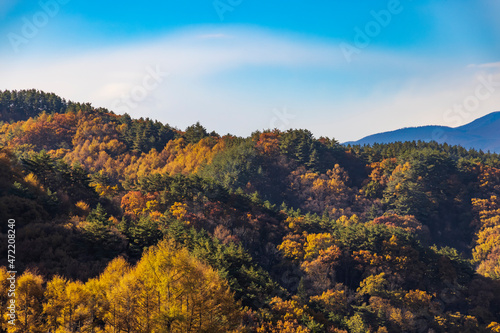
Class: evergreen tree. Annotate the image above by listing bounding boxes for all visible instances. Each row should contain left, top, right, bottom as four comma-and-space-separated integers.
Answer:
184, 121, 209, 144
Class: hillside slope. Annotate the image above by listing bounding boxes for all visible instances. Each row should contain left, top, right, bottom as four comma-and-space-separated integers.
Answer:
2, 90, 500, 332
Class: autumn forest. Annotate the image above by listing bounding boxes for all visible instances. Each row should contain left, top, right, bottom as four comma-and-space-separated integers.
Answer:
1, 89, 500, 332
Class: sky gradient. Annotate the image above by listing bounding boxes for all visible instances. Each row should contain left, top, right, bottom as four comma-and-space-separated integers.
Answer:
1, 0, 499, 142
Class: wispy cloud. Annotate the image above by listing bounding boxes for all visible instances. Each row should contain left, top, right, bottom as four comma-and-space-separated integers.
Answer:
468, 62, 500, 69
325, 67, 500, 141
0, 26, 498, 141
0, 27, 346, 112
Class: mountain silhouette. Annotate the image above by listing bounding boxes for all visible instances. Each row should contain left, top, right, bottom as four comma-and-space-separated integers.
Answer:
346, 112, 500, 152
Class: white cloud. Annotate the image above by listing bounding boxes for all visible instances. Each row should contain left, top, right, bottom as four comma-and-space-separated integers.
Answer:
320, 68, 500, 142
0, 26, 498, 141
0, 27, 344, 98
468, 62, 500, 69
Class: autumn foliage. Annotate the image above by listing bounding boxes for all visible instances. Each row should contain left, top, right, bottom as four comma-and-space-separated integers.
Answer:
2, 90, 500, 332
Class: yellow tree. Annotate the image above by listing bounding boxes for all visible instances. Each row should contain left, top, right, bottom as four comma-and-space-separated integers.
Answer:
0, 267, 12, 331
277, 234, 305, 261
66, 282, 90, 333
80, 278, 107, 333
256, 296, 312, 333
170, 202, 188, 221
43, 275, 68, 332
97, 257, 132, 332
10, 271, 44, 333
303, 233, 334, 260
106, 272, 143, 332
134, 239, 242, 332
357, 273, 388, 297
310, 287, 349, 315
43, 276, 90, 333
91, 241, 242, 332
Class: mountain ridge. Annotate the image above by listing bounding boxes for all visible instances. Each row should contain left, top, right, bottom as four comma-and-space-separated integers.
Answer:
346, 111, 500, 152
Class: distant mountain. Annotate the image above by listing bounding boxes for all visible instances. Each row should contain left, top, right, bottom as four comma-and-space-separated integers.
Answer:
346, 112, 500, 152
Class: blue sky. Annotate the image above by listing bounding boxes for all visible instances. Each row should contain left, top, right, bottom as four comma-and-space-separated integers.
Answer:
0, 0, 499, 141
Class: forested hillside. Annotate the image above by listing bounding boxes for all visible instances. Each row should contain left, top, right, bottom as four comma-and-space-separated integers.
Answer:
1, 90, 500, 332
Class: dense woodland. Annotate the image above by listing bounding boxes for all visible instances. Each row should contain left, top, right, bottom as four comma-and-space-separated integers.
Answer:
1, 89, 500, 332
